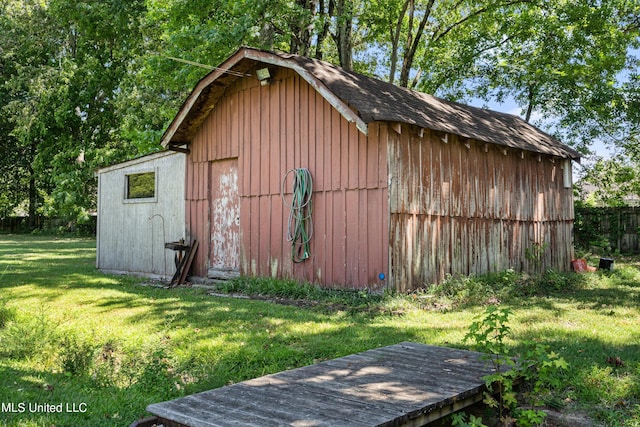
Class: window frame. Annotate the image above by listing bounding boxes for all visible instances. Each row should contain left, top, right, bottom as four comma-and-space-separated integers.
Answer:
124, 169, 158, 203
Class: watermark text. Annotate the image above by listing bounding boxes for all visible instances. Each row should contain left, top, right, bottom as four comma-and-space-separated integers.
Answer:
1, 402, 87, 414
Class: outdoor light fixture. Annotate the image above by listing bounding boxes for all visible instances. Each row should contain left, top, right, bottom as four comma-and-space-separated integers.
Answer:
256, 67, 271, 85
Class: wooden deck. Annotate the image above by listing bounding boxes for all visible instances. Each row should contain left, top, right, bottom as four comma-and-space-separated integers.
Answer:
145, 342, 496, 427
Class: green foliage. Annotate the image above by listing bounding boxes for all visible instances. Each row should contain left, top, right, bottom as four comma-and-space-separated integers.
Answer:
462, 306, 569, 427
578, 158, 640, 208
129, 340, 179, 395
0, 0, 146, 228
447, 0, 640, 154
217, 276, 384, 310
59, 332, 97, 376
1, 0, 638, 231
427, 269, 585, 309
126, 172, 156, 199
451, 412, 487, 427
524, 242, 549, 265
464, 305, 512, 356
0, 307, 59, 361
574, 206, 638, 254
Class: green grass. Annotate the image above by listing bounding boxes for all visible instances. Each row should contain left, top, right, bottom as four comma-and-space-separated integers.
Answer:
0, 235, 639, 426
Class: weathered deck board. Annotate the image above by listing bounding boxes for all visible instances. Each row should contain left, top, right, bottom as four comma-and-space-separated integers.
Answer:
146, 342, 496, 427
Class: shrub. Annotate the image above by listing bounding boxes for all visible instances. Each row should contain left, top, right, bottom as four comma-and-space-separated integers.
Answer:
429, 274, 495, 306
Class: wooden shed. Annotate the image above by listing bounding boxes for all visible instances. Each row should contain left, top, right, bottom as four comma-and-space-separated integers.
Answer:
162, 47, 580, 292
96, 151, 186, 279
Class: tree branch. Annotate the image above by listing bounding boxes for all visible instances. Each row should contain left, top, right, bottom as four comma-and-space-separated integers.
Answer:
432, 0, 533, 44
389, 0, 410, 84
399, 0, 435, 87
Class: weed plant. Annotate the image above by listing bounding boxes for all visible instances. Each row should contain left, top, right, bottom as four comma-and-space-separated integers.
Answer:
426, 268, 587, 309
455, 306, 568, 426
217, 275, 385, 311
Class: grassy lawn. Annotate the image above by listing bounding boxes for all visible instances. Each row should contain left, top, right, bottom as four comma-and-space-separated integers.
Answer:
0, 235, 638, 426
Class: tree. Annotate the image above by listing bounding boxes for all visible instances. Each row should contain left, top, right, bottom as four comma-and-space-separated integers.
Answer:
1, 0, 638, 227
0, 1, 57, 227
577, 157, 640, 207
0, 0, 146, 227
359, 0, 534, 87
426, 0, 640, 153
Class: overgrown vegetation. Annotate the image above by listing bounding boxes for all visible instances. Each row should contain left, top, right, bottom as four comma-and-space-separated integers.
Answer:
214, 276, 385, 312
0, 235, 639, 426
452, 306, 569, 426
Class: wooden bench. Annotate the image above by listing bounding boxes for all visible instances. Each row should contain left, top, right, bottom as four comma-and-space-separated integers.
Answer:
135, 342, 496, 427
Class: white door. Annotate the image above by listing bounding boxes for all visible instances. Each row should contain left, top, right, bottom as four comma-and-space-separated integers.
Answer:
209, 159, 240, 276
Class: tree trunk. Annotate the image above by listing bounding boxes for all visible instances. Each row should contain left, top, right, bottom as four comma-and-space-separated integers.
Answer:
333, 0, 353, 70
389, 0, 409, 84
399, 0, 435, 87
315, 0, 334, 60
525, 83, 536, 122
290, 0, 317, 55
27, 142, 37, 230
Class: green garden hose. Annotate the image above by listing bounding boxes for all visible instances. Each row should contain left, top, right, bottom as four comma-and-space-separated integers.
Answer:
281, 168, 313, 263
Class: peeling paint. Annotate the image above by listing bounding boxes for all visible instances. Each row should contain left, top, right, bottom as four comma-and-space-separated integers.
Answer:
388, 126, 575, 290
210, 160, 240, 270
270, 258, 279, 278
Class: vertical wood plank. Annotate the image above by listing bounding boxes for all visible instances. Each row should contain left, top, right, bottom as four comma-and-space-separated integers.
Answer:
250, 86, 261, 196
260, 86, 271, 195
367, 124, 380, 189
347, 122, 358, 190
249, 196, 261, 276
331, 108, 342, 190
313, 90, 325, 192
378, 124, 388, 189
285, 76, 295, 172
269, 81, 281, 196
240, 87, 250, 196
311, 191, 325, 284
258, 195, 271, 277
332, 190, 346, 285
299, 76, 309, 170
340, 116, 350, 189
239, 197, 251, 275
357, 189, 369, 286
306, 84, 316, 183
345, 189, 360, 285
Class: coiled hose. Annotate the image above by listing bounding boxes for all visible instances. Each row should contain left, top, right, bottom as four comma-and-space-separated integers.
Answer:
282, 168, 313, 263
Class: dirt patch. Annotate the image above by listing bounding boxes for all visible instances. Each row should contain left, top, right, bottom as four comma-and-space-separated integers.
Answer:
542, 408, 597, 427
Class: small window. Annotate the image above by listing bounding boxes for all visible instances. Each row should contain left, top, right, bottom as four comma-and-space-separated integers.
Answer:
126, 172, 155, 199
563, 159, 572, 189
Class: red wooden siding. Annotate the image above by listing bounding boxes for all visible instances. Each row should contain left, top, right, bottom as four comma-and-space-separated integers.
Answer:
388, 125, 574, 291
185, 63, 574, 291
186, 68, 389, 289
